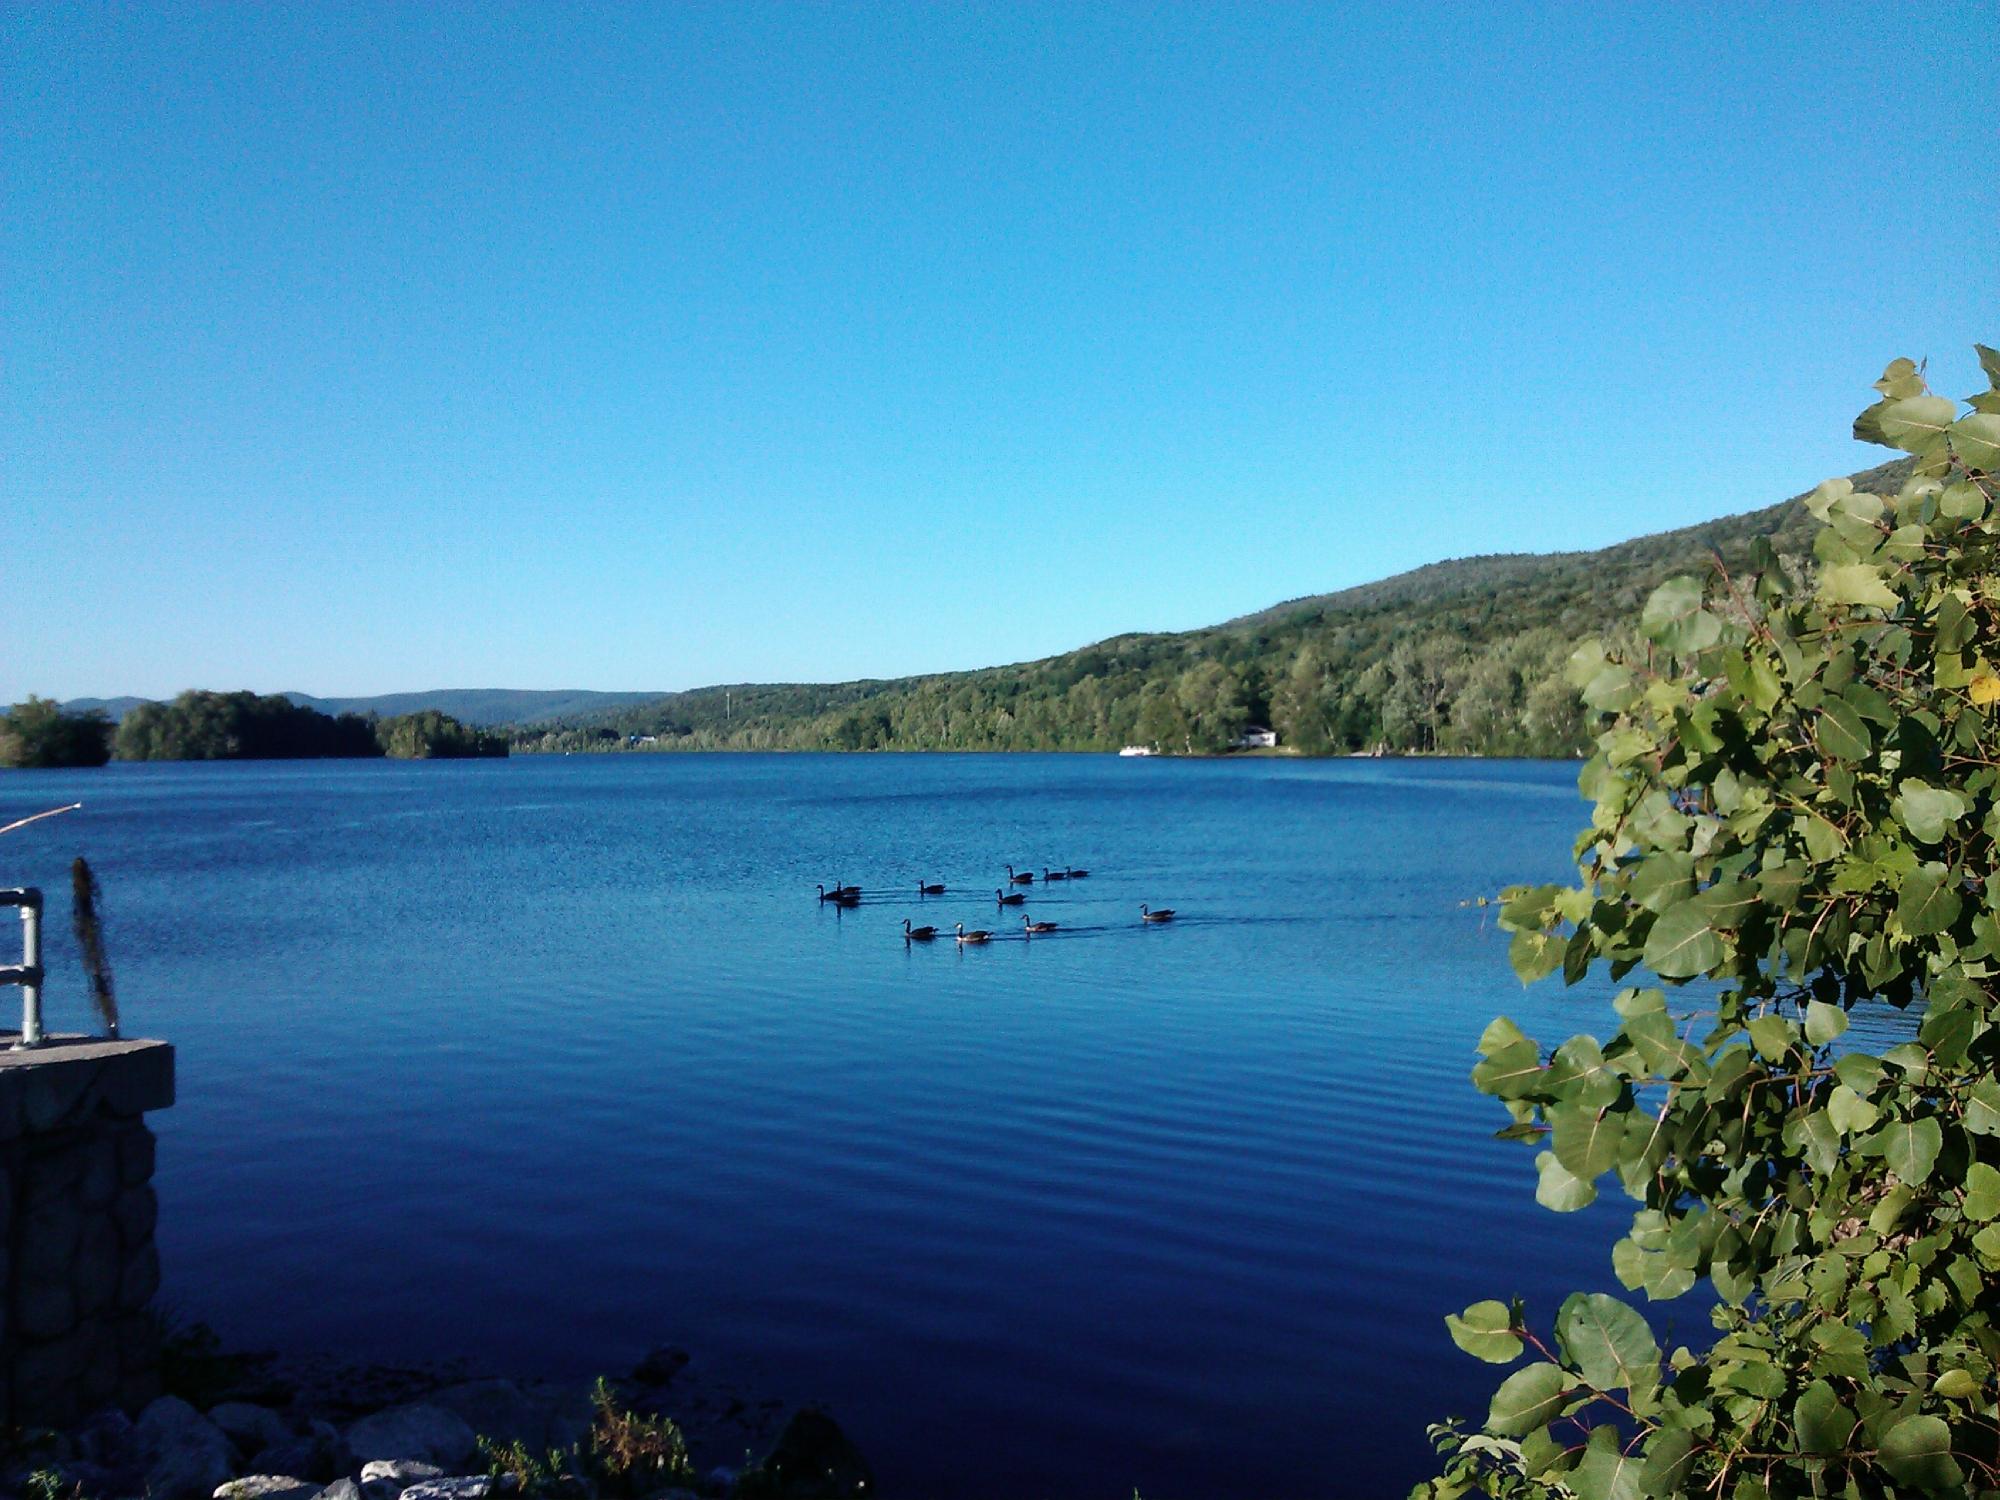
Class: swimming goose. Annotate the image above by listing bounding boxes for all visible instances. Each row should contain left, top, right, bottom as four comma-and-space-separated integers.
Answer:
955, 922, 993, 944
903, 919, 939, 941
1005, 864, 1035, 885
996, 888, 1027, 906
1066, 868, 1091, 879
1140, 905, 1176, 923
1043, 868, 1069, 882
919, 880, 946, 895
817, 884, 859, 904
1022, 916, 1059, 934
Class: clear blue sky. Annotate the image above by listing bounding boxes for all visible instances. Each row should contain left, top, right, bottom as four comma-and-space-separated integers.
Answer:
4, 3, 1994, 702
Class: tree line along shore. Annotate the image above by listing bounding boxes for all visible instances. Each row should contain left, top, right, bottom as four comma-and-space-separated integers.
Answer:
0, 692, 508, 768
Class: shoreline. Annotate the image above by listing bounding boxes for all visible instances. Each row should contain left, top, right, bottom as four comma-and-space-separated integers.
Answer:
5, 1334, 869, 1500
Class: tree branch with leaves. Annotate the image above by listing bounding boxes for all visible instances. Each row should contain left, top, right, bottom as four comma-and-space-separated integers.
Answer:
1417, 346, 2000, 1500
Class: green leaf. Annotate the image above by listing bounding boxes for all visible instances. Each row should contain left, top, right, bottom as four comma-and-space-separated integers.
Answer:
1951, 411, 2000, 470
1940, 482, 1988, 521
1963, 1162, 2000, 1221
1509, 927, 1567, 985
1642, 903, 1725, 979
1873, 395, 1960, 455
1828, 1084, 1879, 1135
1935, 1368, 1982, 1399
1622, 1008, 1699, 1079
1626, 853, 1695, 913
1486, 1361, 1569, 1437
1801, 814, 1848, 861
1966, 1078, 2000, 1136
1535, 1150, 1597, 1212
1894, 779, 1967, 844
1816, 695, 1873, 760
1551, 1103, 1628, 1181
1793, 1380, 1857, 1454
1746, 1014, 1794, 1062
1555, 1292, 1659, 1395
1805, 1000, 1848, 1045
1878, 1412, 1963, 1490
1896, 863, 1963, 937
1877, 1115, 1944, 1186
1975, 1222, 2000, 1266
1818, 564, 1900, 611
1612, 1236, 1696, 1302
1792, 1106, 1841, 1174
1567, 1423, 1642, 1500
1473, 1038, 1546, 1099
1694, 878, 1760, 929
1875, 358, 1928, 399
1640, 576, 1721, 655
1549, 1035, 1622, 1107
1446, 1300, 1524, 1364
1637, 1426, 1695, 1494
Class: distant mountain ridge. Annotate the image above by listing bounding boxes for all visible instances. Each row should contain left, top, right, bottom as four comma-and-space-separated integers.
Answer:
57, 456, 1907, 754
63, 688, 667, 727
505, 457, 1906, 756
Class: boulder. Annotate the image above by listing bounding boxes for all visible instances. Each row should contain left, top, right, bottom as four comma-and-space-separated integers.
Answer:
734, 1408, 872, 1499
136, 1395, 237, 1500
214, 1479, 318, 1500
359, 1458, 445, 1486
313, 1481, 364, 1500
358, 1457, 445, 1500
344, 1405, 476, 1470
250, 1421, 352, 1486
398, 1481, 496, 1500
426, 1379, 590, 1453
74, 1405, 138, 1467
210, 1403, 294, 1456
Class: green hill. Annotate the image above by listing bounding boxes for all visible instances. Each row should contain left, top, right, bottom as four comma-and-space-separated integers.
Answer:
519, 458, 1906, 757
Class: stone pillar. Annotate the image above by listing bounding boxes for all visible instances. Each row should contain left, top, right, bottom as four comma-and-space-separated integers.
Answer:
0, 1035, 174, 1428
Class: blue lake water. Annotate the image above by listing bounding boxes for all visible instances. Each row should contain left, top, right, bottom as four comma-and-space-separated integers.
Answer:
5, 753, 1684, 1496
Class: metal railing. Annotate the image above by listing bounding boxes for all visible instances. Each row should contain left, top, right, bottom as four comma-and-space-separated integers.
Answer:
1, 887, 45, 1049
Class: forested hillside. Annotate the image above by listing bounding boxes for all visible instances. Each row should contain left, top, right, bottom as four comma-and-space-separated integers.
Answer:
517, 460, 1905, 757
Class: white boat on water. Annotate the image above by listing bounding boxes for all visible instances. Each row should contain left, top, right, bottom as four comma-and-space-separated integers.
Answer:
1118, 745, 1156, 757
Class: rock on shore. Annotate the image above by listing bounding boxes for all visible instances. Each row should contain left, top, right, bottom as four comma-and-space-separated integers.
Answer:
1, 1351, 869, 1500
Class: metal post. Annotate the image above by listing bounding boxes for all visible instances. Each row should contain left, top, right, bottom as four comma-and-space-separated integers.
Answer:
20, 895, 43, 1047
1, 888, 46, 1049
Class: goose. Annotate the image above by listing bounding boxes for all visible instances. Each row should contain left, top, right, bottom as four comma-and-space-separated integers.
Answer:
1022, 916, 1059, 935
996, 888, 1027, 906
1066, 868, 1091, 879
1005, 864, 1035, 885
1140, 904, 1176, 923
955, 922, 993, 944
819, 882, 861, 901
1043, 868, 1069, 882
918, 879, 946, 896
903, 919, 939, 941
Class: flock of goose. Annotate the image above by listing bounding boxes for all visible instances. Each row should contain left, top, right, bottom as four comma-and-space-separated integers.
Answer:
814, 863, 1178, 944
